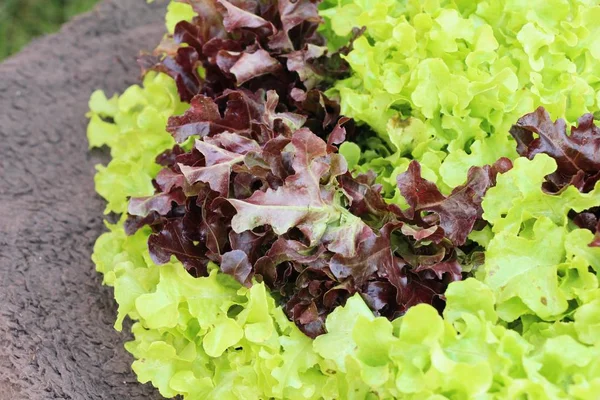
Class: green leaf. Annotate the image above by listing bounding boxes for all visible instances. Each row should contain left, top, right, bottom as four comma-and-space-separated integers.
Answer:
313, 294, 374, 372
203, 316, 243, 357
236, 283, 276, 343
480, 155, 600, 322
130, 341, 182, 398
169, 371, 214, 399
339, 141, 361, 170
165, 2, 196, 34
271, 329, 321, 398
320, 0, 600, 194
444, 278, 497, 324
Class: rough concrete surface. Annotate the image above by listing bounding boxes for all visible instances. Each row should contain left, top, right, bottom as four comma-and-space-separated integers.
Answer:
0, 1, 168, 398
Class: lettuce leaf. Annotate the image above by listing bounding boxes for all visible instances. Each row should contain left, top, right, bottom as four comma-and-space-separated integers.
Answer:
481, 154, 600, 322
510, 107, 600, 194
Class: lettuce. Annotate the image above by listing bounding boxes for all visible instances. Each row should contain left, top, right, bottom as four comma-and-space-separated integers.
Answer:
121, 0, 501, 338
319, 0, 600, 194
128, 77, 507, 336
87, 72, 188, 214
86, 1, 600, 398
94, 196, 600, 399
481, 154, 600, 322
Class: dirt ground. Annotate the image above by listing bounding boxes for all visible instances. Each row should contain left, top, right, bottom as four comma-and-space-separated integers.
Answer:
0, 1, 168, 398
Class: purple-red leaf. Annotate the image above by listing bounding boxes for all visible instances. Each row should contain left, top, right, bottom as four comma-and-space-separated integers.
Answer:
221, 249, 254, 287
167, 95, 226, 142
178, 139, 247, 195
510, 107, 600, 247
511, 107, 600, 193
269, 0, 322, 51
128, 189, 186, 217
148, 219, 208, 275
143, 0, 351, 106
329, 230, 387, 284
229, 49, 282, 85
413, 260, 462, 282
397, 158, 512, 245
228, 129, 358, 253
217, 0, 275, 33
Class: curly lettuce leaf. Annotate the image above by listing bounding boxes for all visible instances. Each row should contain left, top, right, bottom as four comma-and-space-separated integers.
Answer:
93, 211, 600, 400
481, 154, 600, 322
319, 0, 600, 196
87, 72, 188, 214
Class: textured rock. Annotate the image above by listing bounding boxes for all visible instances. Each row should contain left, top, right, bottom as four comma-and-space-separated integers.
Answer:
0, 1, 167, 399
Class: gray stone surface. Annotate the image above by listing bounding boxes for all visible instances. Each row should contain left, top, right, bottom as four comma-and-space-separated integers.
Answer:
0, 1, 167, 398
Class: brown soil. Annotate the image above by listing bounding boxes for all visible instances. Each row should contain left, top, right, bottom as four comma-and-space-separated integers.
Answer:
0, 1, 168, 398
